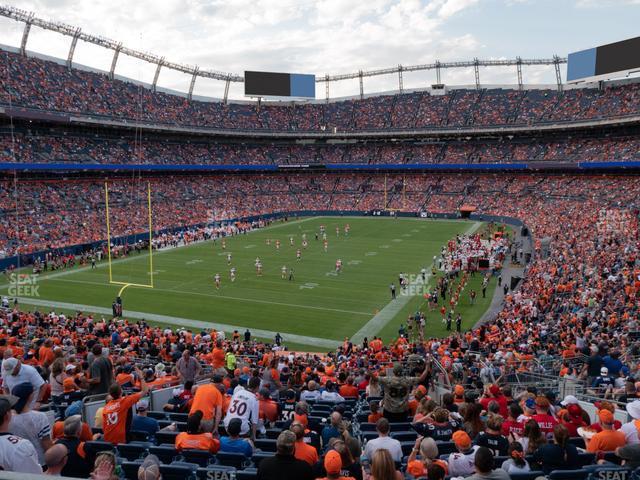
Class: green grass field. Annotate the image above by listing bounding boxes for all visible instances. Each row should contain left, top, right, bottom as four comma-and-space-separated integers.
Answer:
1, 216, 498, 351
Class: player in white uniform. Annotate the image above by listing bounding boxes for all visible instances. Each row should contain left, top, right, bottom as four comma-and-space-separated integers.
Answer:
336, 226, 340, 237
323, 240, 328, 252
223, 377, 261, 439
302, 239, 308, 249
227, 253, 232, 265
255, 258, 262, 276
336, 259, 342, 273
289, 236, 294, 246
214, 273, 221, 289
221, 239, 226, 250
275, 239, 281, 251
230, 267, 236, 282
296, 249, 301, 261
0, 396, 43, 474
281, 265, 287, 279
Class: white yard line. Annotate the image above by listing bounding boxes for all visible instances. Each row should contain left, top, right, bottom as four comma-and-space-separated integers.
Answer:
0, 216, 317, 291
350, 221, 482, 344
16, 298, 342, 350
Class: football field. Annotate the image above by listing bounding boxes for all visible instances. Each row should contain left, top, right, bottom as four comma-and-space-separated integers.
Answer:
1, 216, 497, 351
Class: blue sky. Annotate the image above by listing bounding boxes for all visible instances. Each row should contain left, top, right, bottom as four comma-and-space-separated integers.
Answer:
0, 0, 637, 99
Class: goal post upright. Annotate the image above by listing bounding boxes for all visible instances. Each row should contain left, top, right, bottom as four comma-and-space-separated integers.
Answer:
104, 180, 154, 298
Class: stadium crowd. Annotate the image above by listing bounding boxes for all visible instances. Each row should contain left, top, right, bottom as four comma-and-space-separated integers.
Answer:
2, 48, 640, 132
2, 130, 640, 165
0, 171, 639, 478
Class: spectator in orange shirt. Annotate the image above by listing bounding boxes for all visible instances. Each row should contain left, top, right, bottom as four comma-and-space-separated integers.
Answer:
259, 389, 280, 425
211, 340, 226, 374
587, 409, 626, 453
38, 339, 56, 367
102, 368, 148, 444
175, 410, 220, 454
338, 377, 359, 399
291, 421, 318, 466
368, 401, 383, 424
189, 381, 223, 432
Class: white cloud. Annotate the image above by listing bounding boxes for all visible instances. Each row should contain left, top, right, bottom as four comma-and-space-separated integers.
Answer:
575, 0, 640, 6
0, 0, 550, 99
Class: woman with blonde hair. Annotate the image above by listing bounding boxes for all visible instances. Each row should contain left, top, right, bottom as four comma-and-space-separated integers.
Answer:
406, 436, 449, 478
366, 449, 403, 480
366, 374, 382, 398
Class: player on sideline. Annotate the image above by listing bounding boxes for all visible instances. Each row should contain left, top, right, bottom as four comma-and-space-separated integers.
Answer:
230, 267, 236, 282
214, 273, 221, 290
227, 253, 232, 265
281, 265, 287, 279
336, 259, 342, 273
336, 226, 340, 237
221, 239, 226, 250
296, 249, 301, 261
344, 224, 350, 236
323, 239, 328, 252
275, 239, 281, 251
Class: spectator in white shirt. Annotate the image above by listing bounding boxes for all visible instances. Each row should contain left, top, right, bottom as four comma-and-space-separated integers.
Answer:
363, 418, 403, 463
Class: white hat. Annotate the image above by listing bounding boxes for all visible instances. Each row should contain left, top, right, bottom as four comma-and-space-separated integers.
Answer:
601, 367, 609, 375
627, 400, 640, 420
1, 358, 18, 374
155, 363, 165, 374
136, 399, 149, 411
172, 388, 183, 397
65, 364, 76, 372
560, 395, 579, 406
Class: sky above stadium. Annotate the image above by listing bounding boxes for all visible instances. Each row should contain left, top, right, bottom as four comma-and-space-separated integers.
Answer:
0, 0, 638, 100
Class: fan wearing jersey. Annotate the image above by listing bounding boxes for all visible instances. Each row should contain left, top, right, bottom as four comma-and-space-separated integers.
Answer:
102, 368, 149, 444
0, 394, 42, 474
223, 377, 260, 440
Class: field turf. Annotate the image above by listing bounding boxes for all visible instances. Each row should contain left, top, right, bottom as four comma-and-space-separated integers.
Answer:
1, 216, 498, 351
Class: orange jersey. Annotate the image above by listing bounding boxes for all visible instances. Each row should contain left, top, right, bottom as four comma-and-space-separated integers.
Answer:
102, 392, 143, 444
190, 384, 223, 421
175, 432, 220, 453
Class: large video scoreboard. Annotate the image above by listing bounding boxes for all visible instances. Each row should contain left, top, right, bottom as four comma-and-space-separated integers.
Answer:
245, 71, 315, 98
567, 36, 640, 83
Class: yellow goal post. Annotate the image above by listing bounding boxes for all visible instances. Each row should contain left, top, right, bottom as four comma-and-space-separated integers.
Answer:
104, 181, 154, 297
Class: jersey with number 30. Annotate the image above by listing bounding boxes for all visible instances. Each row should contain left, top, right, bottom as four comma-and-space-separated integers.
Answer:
223, 387, 259, 435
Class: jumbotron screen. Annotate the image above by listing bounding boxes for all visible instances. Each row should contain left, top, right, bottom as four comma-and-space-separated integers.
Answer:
244, 71, 316, 98
568, 36, 640, 82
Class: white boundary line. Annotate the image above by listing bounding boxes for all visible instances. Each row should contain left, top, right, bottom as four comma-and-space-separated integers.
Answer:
350, 221, 482, 343
16, 298, 342, 349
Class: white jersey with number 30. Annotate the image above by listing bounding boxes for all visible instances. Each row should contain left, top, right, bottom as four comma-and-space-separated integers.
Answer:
223, 387, 259, 435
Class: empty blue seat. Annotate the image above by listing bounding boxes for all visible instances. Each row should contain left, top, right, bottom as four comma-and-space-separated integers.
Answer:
251, 451, 273, 469
180, 449, 215, 467
149, 445, 179, 464
155, 431, 180, 445
391, 431, 417, 442
548, 469, 589, 480
254, 439, 277, 452
160, 463, 197, 480
83, 440, 116, 459
360, 422, 377, 432
216, 451, 249, 469
120, 460, 143, 480
511, 471, 546, 480
117, 443, 149, 461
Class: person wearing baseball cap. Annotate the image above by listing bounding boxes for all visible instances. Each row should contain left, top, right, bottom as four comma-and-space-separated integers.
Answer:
131, 398, 160, 437
621, 400, 640, 444
0, 394, 42, 473
448, 430, 479, 477
318, 450, 350, 480
10, 382, 52, 465
587, 409, 626, 453
1, 357, 45, 410
137, 454, 161, 480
